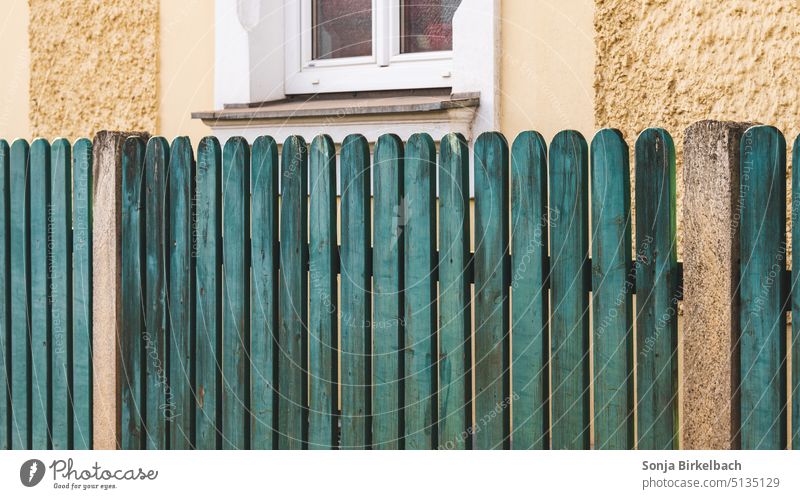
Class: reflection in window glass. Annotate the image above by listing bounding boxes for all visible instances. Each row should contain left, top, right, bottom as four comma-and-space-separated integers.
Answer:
400, 0, 461, 53
312, 0, 373, 59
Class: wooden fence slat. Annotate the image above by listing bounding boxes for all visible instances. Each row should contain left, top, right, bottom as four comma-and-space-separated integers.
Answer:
30, 139, 50, 449
168, 137, 194, 449
251, 136, 279, 450
71, 138, 92, 449
372, 133, 404, 450
793, 133, 800, 450
474, 132, 510, 450
438, 132, 471, 450
635, 128, 679, 450
50, 139, 72, 450
121, 137, 145, 450
590, 129, 633, 450
0, 140, 9, 450
222, 137, 250, 449
308, 135, 337, 449
278, 136, 308, 449
144, 137, 169, 449
739, 125, 787, 449
340, 134, 371, 449
510, 131, 549, 449
194, 137, 222, 450
403, 133, 437, 449
10, 139, 30, 449
549, 130, 590, 450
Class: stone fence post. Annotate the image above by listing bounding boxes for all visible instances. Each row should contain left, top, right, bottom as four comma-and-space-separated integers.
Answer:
92, 131, 148, 449
682, 120, 753, 449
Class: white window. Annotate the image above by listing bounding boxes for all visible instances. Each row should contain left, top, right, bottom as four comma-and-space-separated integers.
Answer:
285, 0, 463, 94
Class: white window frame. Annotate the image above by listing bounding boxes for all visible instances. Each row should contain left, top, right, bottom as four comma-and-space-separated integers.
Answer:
284, 0, 456, 94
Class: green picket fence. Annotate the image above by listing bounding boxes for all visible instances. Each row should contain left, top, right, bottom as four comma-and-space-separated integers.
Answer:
115, 129, 683, 450
0, 138, 93, 450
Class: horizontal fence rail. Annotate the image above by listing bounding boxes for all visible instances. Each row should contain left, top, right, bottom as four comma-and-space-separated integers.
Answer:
0, 138, 93, 450
116, 130, 682, 450
6, 125, 798, 450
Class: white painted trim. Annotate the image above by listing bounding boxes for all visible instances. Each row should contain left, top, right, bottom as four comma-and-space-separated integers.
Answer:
211, 0, 500, 159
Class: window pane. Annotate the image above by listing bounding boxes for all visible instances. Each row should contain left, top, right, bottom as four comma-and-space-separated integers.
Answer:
400, 0, 461, 53
313, 0, 373, 60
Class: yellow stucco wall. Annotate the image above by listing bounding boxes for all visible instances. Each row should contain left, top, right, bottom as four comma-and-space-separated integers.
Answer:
159, 0, 213, 146
0, 0, 30, 141
499, 0, 596, 143
29, 0, 159, 139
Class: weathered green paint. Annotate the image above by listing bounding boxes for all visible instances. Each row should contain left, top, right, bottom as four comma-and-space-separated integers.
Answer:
251, 136, 278, 449
739, 125, 787, 450
340, 134, 371, 449
168, 137, 193, 449
121, 137, 146, 450
0, 140, 9, 450
474, 132, 510, 450
10, 139, 30, 450
793, 133, 800, 450
403, 133, 437, 449
590, 129, 633, 450
549, 130, 590, 450
194, 137, 222, 450
437, 132, 471, 450
30, 139, 50, 449
510, 131, 549, 450
71, 138, 92, 449
50, 139, 72, 450
278, 136, 308, 449
372, 133, 404, 449
308, 135, 337, 449
222, 137, 250, 449
635, 128, 679, 450
144, 137, 169, 449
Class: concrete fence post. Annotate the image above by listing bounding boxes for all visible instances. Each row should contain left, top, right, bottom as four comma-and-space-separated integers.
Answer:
682, 120, 753, 449
92, 131, 148, 449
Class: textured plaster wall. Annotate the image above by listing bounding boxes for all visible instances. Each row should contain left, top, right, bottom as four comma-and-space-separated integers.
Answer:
500, 0, 595, 143
0, 0, 30, 140
595, 0, 800, 254
29, 0, 159, 139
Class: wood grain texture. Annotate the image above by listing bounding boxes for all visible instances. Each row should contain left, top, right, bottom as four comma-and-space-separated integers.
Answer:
438, 133, 471, 450
250, 136, 278, 450
194, 137, 222, 449
403, 133, 437, 449
510, 131, 549, 449
10, 139, 30, 449
635, 128, 679, 450
144, 137, 169, 449
590, 129, 633, 450
222, 137, 250, 449
50, 139, 72, 450
29, 139, 50, 449
278, 136, 308, 449
372, 134, 404, 449
308, 135, 337, 449
121, 137, 145, 450
739, 125, 786, 450
340, 134, 371, 449
474, 132, 510, 450
793, 133, 800, 450
549, 130, 590, 450
71, 138, 93, 450
168, 137, 194, 449
0, 140, 9, 450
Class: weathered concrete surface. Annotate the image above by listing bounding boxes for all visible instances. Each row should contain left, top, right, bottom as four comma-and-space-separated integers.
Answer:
682, 120, 753, 449
92, 131, 148, 449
